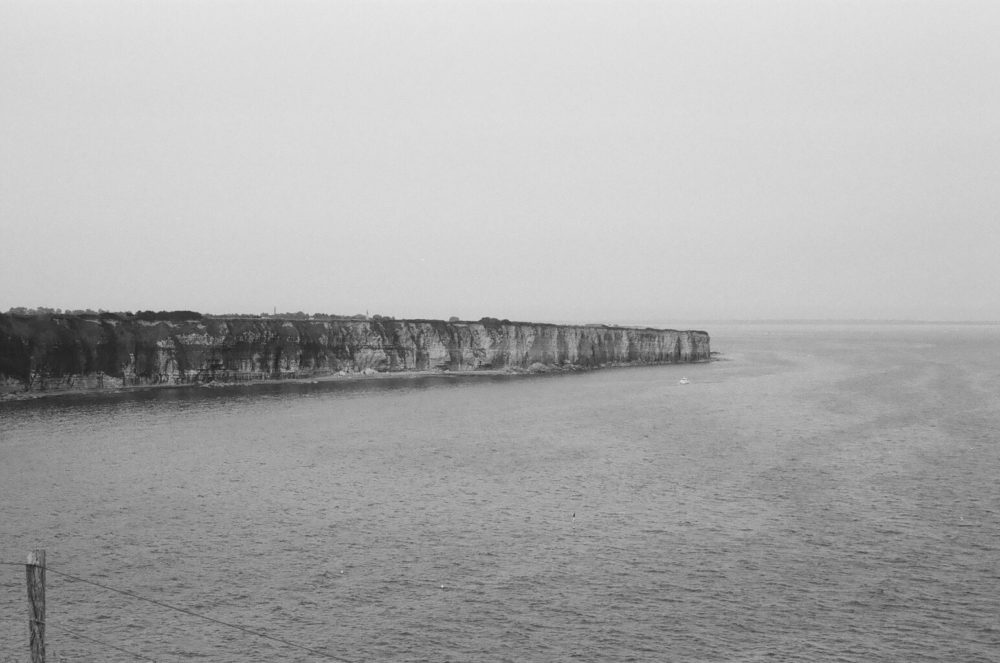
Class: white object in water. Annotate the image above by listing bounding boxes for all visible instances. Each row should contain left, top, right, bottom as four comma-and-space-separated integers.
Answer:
679, 377, 689, 385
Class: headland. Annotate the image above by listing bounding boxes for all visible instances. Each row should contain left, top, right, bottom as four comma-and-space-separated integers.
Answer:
0, 311, 710, 398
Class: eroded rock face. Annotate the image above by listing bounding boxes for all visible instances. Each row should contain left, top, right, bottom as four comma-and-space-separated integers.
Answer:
0, 314, 710, 393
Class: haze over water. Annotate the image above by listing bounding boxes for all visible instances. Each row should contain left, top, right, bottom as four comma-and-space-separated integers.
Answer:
1, 323, 998, 661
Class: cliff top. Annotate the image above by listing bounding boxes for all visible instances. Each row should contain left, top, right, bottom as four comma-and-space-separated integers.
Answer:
1, 309, 700, 333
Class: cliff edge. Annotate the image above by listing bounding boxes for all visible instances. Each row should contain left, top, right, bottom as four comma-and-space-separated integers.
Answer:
0, 313, 710, 395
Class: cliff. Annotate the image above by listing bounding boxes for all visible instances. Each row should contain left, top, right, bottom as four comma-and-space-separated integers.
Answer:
0, 313, 710, 394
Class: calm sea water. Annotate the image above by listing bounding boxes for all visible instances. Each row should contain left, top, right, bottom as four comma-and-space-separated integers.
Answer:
1, 323, 998, 662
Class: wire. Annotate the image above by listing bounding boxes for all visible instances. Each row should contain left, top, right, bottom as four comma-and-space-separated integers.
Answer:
45, 566, 352, 662
47, 622, 159, 662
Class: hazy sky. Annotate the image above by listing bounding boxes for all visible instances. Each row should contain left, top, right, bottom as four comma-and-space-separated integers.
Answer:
2, 1, 998, 323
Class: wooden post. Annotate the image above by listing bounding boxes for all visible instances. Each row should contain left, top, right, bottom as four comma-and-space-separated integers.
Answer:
26, 549, 45, 663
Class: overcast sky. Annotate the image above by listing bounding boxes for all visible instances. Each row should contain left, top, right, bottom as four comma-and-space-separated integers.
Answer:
2, 0, 998, 323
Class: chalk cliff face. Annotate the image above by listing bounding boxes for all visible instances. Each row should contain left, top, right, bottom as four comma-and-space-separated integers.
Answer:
0, 314, 710, 394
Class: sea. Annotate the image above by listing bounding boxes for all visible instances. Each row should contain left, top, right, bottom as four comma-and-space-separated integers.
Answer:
1, 322, 997, 662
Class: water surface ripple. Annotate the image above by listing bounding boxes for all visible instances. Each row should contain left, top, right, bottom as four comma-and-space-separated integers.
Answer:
1, 324, 998, 661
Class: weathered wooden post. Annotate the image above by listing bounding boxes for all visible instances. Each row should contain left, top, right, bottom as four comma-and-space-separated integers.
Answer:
26, 549, 45, 663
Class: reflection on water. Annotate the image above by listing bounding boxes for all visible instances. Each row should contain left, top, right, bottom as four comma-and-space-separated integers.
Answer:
1, 324, 998, 662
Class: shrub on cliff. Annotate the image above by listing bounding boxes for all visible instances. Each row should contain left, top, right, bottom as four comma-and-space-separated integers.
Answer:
134, 310, 204, 322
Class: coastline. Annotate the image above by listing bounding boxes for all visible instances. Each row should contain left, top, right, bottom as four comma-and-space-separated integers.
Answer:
0, 358, 714, 403
1, 315, 710, 401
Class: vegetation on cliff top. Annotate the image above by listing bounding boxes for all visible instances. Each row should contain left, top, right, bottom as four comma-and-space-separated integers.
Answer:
2, 309, 684, 334
2, 308, 531, 326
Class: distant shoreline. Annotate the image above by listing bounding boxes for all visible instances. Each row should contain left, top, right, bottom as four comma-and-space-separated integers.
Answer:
0, 358, 715, 403
1, 315, 710, 400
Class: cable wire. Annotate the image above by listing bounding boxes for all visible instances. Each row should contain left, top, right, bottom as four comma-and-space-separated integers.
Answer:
47, 622, 159, 662
45, 565, 352, 662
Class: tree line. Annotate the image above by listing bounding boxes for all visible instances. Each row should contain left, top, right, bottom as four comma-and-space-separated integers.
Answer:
4, 308, 520, 325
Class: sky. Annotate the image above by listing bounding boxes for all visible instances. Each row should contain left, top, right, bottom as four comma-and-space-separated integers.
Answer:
2, 0, 998, 324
